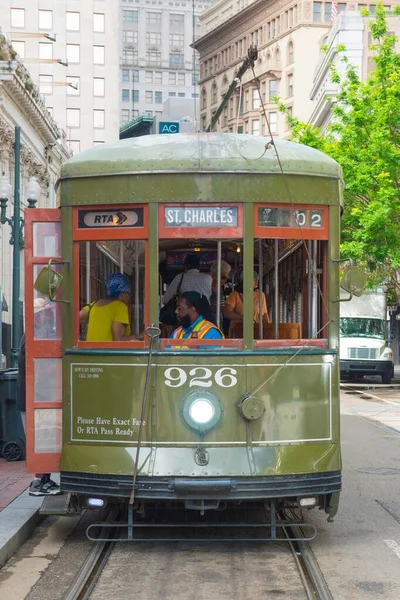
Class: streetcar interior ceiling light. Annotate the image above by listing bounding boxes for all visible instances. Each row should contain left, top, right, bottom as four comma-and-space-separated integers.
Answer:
87, 497, 105, 508
193, 247, 201, 252
299, 497, 317, 507
189, 398, 215, 424
236, 246, 241, 253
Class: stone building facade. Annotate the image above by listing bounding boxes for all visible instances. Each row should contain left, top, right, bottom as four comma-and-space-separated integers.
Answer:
194, 1, 399, 136
0, 37, 70, 343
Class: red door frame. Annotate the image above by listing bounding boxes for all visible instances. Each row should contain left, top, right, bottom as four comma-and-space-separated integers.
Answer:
25, 209, 63, 473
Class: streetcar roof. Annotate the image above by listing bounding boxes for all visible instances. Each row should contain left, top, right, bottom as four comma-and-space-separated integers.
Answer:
60, 133, 342, 181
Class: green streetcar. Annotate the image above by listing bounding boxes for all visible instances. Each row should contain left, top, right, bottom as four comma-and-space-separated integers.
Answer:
25, 133, 358, 539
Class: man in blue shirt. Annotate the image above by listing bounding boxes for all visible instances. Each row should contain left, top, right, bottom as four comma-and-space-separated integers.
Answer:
170, 292, 223, 341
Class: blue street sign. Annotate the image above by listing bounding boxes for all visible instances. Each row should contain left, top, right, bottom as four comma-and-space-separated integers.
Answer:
159, 121, 180, 134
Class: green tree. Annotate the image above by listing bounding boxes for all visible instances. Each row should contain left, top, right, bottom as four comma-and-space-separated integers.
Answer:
280, 5, 400, 296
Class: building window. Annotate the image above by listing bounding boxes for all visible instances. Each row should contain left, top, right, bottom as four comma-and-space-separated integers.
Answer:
146, 71, 153, 83
155, 91, 162, 104
67, 76, 80, 95
39, 10, 52, 30
133, 110, 139, 117
287, 74, 293, 97
39, 74, 53, 95
68, 140, 80, 155
269, 111, 277, 134
155, 71, 162, 84
313, 2, 322, 22
123, 49, 138, 64
169, 33, 184, 47
192, 73, 199, 86
11, 8, 25, 28
93, 46, 105, 65
146, 50, 161, 65
178, 73, 185, 86
11, 40, 25, 58
178, 92, 185, 98
123, 30, 138, 43
201, 88, 207, 109
146, 32, 161, 45
39, 42, 53, 59
252, 119, 260, 136
169, 72, 176, 85
146, 12, 161, 26
67, 108, 80, 128
122, 109, 130, 122
252, 88, 260, 110
169, 92, 176, 97
93, 141, 105, 146
170, 14, 184, 27
269, 79, 278, 100
67, 44, 80, 64
132, 70, 139, 83
122, 69, 130, 83
122, 89, 130, 102
93, 13, 105, 32
66, 12, 80, 32
132, 90, 139, 102
212, 83, 218, 104
144, 110, 153, 116
169, 52, 184, 68
287, 41, 294, 64
245, 90, 249, 112
94, 110, 105, 129
192, 93, 199, 98
145, 90, 153, 103
123, 10, 138, 22
93, 78, 105, 97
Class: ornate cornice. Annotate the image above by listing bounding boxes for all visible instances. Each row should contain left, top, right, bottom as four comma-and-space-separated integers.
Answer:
0, 113, 49, 185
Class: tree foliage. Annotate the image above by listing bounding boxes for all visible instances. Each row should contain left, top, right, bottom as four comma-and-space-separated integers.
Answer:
279, 5, 400, 296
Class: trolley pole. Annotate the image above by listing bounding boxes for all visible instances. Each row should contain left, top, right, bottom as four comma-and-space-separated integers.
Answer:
11, 126, 21, 368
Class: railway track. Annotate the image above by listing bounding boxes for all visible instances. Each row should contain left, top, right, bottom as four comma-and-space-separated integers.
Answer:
63, 509, 333, 600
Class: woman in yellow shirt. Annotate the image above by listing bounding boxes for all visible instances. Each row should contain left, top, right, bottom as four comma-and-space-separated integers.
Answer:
79, 273, 142, 341
223, 271, 269, 325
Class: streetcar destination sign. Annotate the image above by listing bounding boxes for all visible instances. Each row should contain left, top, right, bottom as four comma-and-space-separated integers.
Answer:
164, 206, 238, 227
78, 208, 144, 228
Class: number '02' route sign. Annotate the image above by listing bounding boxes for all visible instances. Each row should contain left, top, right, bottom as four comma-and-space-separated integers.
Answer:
159, 121, 180, 134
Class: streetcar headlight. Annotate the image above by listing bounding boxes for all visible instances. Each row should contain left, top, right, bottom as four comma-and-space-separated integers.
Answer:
189, 398, 215, 424
180, 390, 223, 434
381, 347, 392, 359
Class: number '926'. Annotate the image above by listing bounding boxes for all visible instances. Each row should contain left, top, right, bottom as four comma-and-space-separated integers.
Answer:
164, 367, 238, 388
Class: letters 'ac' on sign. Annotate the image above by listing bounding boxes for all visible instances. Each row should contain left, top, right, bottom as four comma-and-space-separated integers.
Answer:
159, 121, 180, 134
78, 208, 144, 229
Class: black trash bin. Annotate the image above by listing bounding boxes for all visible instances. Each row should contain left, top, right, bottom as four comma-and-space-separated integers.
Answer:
0, 368, 25, 461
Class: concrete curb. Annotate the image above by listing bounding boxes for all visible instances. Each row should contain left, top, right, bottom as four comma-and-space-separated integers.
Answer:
0, 490, 43, 569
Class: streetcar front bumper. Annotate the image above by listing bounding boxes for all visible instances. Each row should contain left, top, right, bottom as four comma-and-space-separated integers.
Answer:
61, 471, 341, 502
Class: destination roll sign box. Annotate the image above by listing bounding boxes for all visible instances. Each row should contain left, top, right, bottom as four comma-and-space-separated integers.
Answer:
165, 206, 238, 228
78, 208, 144, 229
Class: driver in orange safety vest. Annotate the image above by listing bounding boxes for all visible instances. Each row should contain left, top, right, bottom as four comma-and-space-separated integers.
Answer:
170, 291, 224, 342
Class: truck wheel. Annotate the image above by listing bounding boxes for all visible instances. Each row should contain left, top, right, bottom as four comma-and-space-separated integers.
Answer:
382, 373, 392, 384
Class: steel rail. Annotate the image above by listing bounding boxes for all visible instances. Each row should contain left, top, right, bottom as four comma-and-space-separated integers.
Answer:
282, 521, 334, 600
63, 510, 119, 600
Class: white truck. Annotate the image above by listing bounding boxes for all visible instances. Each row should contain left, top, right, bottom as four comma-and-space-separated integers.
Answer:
340, 288, 394, 384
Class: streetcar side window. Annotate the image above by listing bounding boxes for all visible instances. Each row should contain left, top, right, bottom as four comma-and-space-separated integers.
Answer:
78, 240, 146, 342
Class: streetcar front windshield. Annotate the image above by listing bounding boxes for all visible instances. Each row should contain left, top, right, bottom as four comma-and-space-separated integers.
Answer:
340, 317, 385, 339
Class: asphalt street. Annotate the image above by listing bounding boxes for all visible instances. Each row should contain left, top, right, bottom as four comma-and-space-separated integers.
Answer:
308, 389, 400, 599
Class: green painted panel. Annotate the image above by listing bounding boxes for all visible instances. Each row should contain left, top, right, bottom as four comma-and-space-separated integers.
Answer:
61, 443, 340, 477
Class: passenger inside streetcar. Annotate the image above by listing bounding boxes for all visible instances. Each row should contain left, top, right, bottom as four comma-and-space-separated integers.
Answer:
223, 270, 269, 331
171, 292, 224, 340
79, 272, 143, 342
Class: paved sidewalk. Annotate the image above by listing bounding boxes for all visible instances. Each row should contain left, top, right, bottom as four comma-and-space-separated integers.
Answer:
0, 458, 33, 511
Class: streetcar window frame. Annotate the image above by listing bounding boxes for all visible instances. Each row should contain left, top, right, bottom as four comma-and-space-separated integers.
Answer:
72, 205, 149, 348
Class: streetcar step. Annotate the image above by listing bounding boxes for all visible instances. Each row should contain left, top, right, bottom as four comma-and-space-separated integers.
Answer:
39, 492, 77, 516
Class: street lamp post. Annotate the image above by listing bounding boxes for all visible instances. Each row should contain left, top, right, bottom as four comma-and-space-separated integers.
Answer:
0, 126, 41, 367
